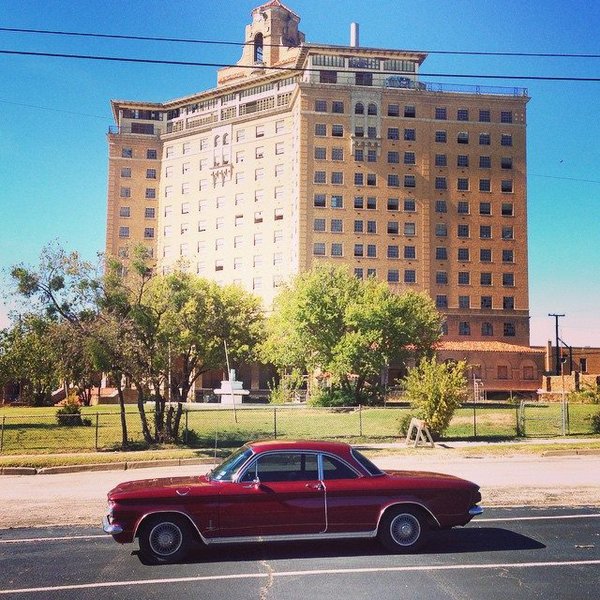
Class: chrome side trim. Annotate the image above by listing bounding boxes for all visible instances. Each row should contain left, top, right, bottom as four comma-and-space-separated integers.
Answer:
469, 505, 484, 516
133, 510, 209, 545
376, 501, 441, 530
102, 516, 123, 535
204, 529, 378, 545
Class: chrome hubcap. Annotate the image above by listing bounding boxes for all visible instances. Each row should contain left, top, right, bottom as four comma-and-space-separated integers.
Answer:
390, 514, 420, 546
149, 522, 183, 556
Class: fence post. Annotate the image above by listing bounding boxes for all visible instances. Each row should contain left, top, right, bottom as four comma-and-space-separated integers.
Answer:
359, 404, 363, 437
95, 413, 99, 451
472, 402, 477, 439
184, 410, 189, 444
0, 416, 5, 453
273, 407, 277, 439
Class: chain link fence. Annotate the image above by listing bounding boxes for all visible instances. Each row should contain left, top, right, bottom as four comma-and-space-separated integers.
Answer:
1, 402, 598, 454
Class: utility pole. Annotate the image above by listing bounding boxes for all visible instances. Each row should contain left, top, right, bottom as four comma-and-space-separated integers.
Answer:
548, 313, 565, 375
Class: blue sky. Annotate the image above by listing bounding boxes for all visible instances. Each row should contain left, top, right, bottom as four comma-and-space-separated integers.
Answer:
1, 0, 599, 347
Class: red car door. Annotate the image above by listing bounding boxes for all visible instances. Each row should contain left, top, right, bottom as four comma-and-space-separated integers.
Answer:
217, 451, 326, 538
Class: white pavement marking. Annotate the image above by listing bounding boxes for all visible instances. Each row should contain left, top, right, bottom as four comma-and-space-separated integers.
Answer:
477, 513, 600, 523
1, 560, 600, 595
0, 534, 108, 544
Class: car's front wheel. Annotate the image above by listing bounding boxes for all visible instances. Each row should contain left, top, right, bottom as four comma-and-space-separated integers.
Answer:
378, 507, 428, 553
138, 515, 192, 563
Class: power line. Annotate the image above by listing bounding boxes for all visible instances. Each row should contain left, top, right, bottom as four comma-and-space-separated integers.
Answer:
0, 99, 110, 120
1, 27, 600, 59
530, 174, 600, 184
1, 48, 600, 82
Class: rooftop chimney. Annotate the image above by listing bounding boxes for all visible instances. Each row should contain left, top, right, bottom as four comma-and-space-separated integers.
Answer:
350, 22, 359, 47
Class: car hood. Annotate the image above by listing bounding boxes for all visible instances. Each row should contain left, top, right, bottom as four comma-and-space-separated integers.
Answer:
108, 475, 212, 500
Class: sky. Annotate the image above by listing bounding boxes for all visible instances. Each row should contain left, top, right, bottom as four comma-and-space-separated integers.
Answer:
0, 0, 599, 347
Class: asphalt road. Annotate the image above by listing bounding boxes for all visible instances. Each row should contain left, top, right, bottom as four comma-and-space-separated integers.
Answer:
0, 507, 598, 599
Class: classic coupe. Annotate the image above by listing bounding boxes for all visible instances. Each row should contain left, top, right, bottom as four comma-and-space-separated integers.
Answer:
103, 440, 482, 563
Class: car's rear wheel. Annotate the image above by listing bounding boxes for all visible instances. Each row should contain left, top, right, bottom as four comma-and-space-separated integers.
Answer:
378, 507, 428, 553
138, 515, 192, 563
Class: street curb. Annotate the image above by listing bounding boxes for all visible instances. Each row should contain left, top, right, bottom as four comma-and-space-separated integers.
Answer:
542, 449, 600, 457
1, 457, 217, 476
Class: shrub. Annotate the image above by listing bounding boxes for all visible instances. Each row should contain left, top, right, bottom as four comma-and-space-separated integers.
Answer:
401, 357, 468, 438
56, 393, 85, 426
591, 411, 600, 434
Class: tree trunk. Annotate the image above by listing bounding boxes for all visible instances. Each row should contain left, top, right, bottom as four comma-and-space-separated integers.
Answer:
115, 376, 128, 449
134, 382, 153, 444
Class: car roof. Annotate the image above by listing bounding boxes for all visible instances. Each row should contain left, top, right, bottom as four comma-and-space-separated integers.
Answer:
247, 439, 352, 454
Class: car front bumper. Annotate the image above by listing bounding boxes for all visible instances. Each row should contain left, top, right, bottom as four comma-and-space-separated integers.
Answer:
468, 505, 484, 517
102, 515, 124, 535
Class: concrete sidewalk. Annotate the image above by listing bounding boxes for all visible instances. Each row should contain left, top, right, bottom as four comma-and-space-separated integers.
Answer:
0, 451, 598, 530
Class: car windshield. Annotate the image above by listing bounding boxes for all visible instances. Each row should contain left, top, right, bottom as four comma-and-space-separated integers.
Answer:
351, 449, 384, 476
209, 446, 253, 481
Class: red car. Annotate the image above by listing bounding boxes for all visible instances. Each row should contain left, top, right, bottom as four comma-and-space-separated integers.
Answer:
103, 440, 482, 563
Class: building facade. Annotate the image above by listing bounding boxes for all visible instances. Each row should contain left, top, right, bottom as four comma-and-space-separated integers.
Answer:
106, 0, 540, 394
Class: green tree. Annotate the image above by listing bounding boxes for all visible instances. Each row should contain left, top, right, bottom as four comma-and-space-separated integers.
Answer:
261, 263, 442, 405
402, 357, 468, 438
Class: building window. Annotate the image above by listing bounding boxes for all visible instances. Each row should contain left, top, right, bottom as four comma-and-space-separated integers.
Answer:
119, 206, 130, 218
404, 222, 416, 236
457, 155, 469, 168
120, 167, 131, 178
435, 200, 447, 213
404, 128, 416, 141
404, 175, 416, 188
435, 130, 447, 143
479, 110, 491, 122
458, 271, 470, 285
320, 70, 338, 84
523, 366, 535, 380
354, 148, 364, 161
502, 226, 514, 240
387, 270, 400, 283
314, 147, 327, 160
501, 180, 514, 193
435, 107, 447, 120
367, 174, 377, 186
404, 246, 416, 259
314, 218, 326, 232
435, 247, 448, 261
501, 111, 513, 124
146, 169, 157, 179
459, 322, 471, 336
497, 365, 509, 379
331, 172, 344, 184
501, 134, 513, 147
387, 127, 400, 141
501, 157, 513, 170
315, 123, 326, 136
480, 248, 492, 262
331, 243, 343, 257
480, 296, 492, 309
331, 218, 343, 232
457, 178, 469, 191
457, 201, 469, 214
367, 244, 377, 258
480, 225, 492, 239
332, 147, 344, 161
314, 171, 326, 184
404, 151, 416, 165
387, 198, 399, 211
387, 221, 399, 234
366, 197, 376, 209
354, 244, 364, 257
315, 99, 327, 112
503, 296, 515, 310
457, 132, 469, 144
435, 223, 447, 237
313, 243, 326, 256
459, 295, 470, 309
332, 124, 344, 137
118, 226, 130, 238
504, 322, 516, 337
404, 105, 416, 118
355, 72, 373, 86
435, 154, 447, 167
435, 177, 447, 190
331, 195, 344, 209
366, 220, 376, 234
388, 104, 400, 116
436, 295, 448, 308
479, 133, 491, 146
404, 269, 416, 283
457, 109, 469, 121
480, 202, 491, 216
481, 272, 492, 286
502, 249, 514, 263
502, 272, 515, 287
387, 174, 400, 187
354, 173, 364, 186
388, 151, 400, 164
367, 103, 378, 115
458, 248, 470, 261
457, 224, 470, 238
387, 245, 399, 259
121, 147, 133, 158
479, 155, 491, 169
479, 179, 491, 192
354, 268, 364, 279
354, 196, 364, 209
145, 188, 156, 199
436, 271, 448, 285
404, 199, 416, 212
481, 322, 494, 337
332, 101, 344, 113
145, 207, 155, 219
119, 187, 131, 198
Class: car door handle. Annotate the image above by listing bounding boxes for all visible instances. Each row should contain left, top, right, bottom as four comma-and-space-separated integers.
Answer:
305, 482, 324, 491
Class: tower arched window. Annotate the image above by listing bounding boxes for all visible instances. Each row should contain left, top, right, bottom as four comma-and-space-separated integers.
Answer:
355, 102, 364, 115
254, 33, 264, 63
368, 103, 378, 115
223, 133, 229, 145
214, 135, 220, 147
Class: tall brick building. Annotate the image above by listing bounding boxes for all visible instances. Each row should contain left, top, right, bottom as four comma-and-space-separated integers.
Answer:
106, 0, 543, 395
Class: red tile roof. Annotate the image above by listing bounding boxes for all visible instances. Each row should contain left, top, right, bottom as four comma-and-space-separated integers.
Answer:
435, 341, 544, 354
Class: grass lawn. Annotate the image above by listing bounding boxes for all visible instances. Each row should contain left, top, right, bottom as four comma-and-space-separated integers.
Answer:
0, 403, 598, 459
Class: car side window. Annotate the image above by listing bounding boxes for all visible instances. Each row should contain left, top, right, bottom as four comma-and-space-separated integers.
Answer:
322, 456, 359, 480
240, 453, 319, 483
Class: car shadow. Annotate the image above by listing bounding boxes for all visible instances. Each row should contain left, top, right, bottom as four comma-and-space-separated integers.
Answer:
133, 526, 545, 565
